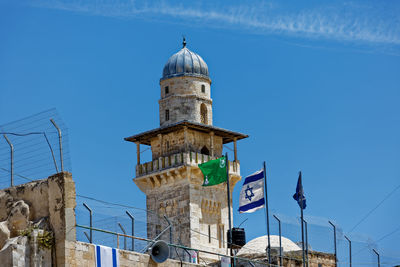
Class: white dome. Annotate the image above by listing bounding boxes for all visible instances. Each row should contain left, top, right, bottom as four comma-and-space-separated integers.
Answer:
237, 235, 301, 256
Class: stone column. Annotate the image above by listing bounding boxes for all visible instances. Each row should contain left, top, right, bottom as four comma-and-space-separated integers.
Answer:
233, 138, 238, 162
158, 134, 163, 156
136, 142, 140, 164
183, 126, 188, 152
210, 131, 214, 157
48, 172, 76, 266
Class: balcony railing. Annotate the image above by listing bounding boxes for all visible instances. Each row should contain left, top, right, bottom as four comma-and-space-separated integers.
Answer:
136, 151, 240, 177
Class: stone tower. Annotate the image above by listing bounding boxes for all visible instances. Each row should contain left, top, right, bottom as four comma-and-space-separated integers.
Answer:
125, 40, 248, 259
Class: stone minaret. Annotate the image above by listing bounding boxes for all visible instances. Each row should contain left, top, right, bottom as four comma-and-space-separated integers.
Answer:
125, 40, 248, 260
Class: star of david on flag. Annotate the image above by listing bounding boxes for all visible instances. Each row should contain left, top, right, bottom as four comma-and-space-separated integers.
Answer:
238, 169, 265, 213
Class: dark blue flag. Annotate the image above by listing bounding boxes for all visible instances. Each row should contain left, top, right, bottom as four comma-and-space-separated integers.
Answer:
293, 171, 306, 209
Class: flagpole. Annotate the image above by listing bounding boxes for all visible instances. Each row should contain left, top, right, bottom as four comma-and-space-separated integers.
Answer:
299, 171, 306, 267
225, 153, 234, 266
263, 161, 271, 265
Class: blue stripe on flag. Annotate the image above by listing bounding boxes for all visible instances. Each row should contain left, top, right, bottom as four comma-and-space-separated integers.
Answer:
112, 248, 117, 267
238, 197, 265, 212
243, 170, 263, 185
96, 245, 101, 267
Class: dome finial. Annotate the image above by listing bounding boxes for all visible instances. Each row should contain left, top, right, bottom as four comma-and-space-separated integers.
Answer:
182, 36, 187, 48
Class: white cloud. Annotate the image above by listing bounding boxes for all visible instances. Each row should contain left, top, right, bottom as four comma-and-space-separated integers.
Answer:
29, 0, 400, 45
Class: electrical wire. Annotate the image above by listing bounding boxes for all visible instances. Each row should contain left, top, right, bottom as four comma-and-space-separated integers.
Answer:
349, 182, 400, 233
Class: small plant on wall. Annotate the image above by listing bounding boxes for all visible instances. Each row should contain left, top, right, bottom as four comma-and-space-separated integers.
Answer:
19, 226, 54, 250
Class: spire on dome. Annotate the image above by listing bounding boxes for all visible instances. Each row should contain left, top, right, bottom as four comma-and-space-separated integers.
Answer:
182, 36, 187, 48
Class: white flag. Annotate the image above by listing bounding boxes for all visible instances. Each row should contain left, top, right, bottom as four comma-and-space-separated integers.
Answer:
95, 245, 119, 267
238, 170, 265, 213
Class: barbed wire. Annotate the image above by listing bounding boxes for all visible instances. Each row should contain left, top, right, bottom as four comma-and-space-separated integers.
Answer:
0, 108, 71, 187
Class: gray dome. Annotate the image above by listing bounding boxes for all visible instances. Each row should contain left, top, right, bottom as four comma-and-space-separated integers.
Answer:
161, 46, 209, 81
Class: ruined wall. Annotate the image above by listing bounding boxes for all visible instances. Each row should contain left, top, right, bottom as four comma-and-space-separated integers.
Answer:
0, 172, 76, 266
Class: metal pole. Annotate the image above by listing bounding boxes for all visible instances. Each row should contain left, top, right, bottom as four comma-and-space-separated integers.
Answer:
300, 202, 306, 267
344, 235, 351, 267
118, 223, 127, 250
164, 215, 173, 245
328, 221, 337, 267
225, 153, 234, 267
164, 215, 173, 258
83, 232, 91, 242
372, 249, 380, 267
50, 119, 64, 172
273, 215, 282, 266
83, 203, 92, 243
298, 172, 306, 267
3, 134, 14, 187
263, 162, 271, 265
302, 218, 309, 267
126, 211, 135, 251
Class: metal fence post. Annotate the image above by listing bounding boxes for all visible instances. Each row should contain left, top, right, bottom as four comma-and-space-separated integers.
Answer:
118, 223, 127, 250
273, 215, 282, 266
164, 215, 173, 245
83, 203, 92, 243
126, 211, 135, 251
3, 134, 14, 187
84, 232, 91, 242
344, 235, 352, 267
372, 249, 380, 267
50, 119, 64, 172
328, 221, 337, 267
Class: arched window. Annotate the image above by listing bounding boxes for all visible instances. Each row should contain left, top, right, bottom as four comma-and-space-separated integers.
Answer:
200, 104, 208, 124
201, 146, 209, 155
201, 84, 205, 93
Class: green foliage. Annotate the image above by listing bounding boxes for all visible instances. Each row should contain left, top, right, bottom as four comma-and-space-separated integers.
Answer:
37, 231, 54, 250
18, 226, 54, 250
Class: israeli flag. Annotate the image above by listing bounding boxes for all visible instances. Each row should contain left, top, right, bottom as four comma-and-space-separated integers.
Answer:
238, 170, 265, 213
95, 245, 119, 267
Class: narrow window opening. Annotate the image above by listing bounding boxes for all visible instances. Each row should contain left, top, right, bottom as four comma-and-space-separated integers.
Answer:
208, 225, 211, 243
201, 84, 205, 93
165, 109, 169, 121
165, 86, 169, 94
200, 104, 208, 124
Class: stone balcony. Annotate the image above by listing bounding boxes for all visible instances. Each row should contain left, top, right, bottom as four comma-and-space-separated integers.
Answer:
135, 151, 240, 178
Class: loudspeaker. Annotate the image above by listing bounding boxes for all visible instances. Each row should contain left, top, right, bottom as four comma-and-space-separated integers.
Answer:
149, 240, 170, 263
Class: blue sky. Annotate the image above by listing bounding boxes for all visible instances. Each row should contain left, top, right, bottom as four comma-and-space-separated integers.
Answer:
1, 0, 399, 265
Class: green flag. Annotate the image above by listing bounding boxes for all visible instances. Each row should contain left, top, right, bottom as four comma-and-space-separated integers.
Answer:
199, 156, 227, 186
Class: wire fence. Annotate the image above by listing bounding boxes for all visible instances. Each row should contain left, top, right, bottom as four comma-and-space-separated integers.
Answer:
1, 110, 398, 266
75, 195, 400, 266
0, 109, 71, 188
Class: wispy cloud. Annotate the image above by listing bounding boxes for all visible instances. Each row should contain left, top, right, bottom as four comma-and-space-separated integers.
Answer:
29, 0, 400, 46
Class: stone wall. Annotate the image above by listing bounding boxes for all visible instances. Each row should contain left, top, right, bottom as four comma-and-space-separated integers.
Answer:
136, 164, 241, 263
0, 172, 76, 266
65, 240, 201, 267
233, 250, 336, 267
0, 234, 52, 267
159, 76, 213, 127
146, 180, 192, 249
150, 128, 223, 159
